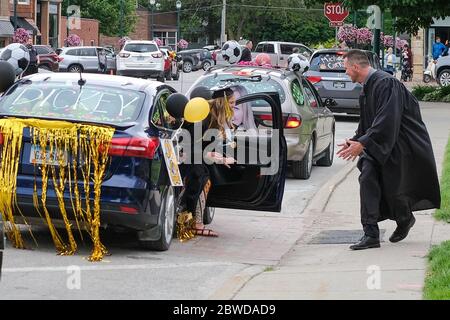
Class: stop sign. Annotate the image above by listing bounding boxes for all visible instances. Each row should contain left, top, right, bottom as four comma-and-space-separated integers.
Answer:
324, 2, 349, 23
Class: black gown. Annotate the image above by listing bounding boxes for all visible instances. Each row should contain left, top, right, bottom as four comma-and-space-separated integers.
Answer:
353, 71, 441, 223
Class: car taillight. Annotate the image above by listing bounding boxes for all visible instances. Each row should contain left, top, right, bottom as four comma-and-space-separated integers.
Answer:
108, 137, 159, 159
285, 115, 302, 129
152, 52, 163, 58
119, 206, 138, 214
119, 53, 130, 58
307, 76, 322, 84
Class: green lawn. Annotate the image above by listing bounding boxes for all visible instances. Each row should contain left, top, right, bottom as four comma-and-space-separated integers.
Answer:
434, 139, 450, 222
424, 241, 450, 300
424, 138, 450, 300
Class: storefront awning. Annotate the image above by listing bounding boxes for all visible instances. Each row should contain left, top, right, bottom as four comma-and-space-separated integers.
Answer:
0, 19, 14, 37
10, 17, 41, 36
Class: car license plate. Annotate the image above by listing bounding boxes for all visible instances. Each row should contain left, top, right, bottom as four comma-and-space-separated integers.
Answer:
333, 81, 346, 89
137, 56, 145, 61
30, 145, 67, 166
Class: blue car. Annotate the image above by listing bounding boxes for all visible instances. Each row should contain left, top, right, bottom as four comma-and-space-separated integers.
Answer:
0, 73, 288, 252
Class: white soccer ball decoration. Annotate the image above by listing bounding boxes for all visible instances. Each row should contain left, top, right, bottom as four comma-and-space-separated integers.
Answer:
0, 43, 30, 76
221, 40, 242, 64
288, 54, 309, 73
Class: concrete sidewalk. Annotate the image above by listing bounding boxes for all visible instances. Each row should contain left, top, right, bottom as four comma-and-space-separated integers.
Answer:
214, 102, 450, 300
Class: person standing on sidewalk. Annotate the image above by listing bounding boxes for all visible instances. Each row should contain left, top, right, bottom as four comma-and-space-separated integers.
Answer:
239, 40, 253, 62
337, 49, 441, 250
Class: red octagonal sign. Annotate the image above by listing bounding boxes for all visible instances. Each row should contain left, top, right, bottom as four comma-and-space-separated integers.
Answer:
324, 2, 349, 23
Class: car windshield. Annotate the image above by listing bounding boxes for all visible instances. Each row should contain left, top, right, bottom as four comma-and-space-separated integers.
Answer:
195, 74, 286, 103
0, 81, 145, 126
124, 43, 158, 53
310, 52, 346, 72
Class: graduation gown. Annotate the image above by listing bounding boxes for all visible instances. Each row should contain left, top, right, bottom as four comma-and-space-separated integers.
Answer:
353, 71, 441, 222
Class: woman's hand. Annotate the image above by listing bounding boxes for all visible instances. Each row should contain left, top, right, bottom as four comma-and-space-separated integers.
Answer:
206, 152, 236, 168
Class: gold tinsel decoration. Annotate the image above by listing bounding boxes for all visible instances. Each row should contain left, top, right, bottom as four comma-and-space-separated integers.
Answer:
0, 118, 114, 262
176, 211, 196, 242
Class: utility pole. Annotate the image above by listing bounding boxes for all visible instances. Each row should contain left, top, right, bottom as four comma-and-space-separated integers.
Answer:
13, 0, 18, 31
220, 0, 226, 46
120, 0, 124, 38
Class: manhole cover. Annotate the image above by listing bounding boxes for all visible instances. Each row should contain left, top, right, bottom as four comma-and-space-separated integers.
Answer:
308, 229, 385, 244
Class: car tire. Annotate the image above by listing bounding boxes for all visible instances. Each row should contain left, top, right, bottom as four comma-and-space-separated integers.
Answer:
316, 131, 334, 167
292, 138, 314, 180
68, 64, 83, 73
423, 74, 432, 83
157, 74, 165, 83
438, 69, 450, 87
202, 61, 212, 71
138, 186, 176, 251
203, 207, 215, 225
183, 61, 193, 73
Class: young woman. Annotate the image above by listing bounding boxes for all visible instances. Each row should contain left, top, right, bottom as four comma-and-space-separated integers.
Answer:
178, 87, 237, 241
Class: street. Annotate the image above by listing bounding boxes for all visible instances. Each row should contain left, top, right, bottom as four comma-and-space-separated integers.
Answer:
0, 70, 359, 299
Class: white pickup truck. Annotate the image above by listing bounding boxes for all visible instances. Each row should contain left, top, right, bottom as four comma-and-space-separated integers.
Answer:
251, 41, 313, 68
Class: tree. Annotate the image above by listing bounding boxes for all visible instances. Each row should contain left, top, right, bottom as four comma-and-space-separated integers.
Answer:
306, 0, 450, 34
62, 0, 137, 36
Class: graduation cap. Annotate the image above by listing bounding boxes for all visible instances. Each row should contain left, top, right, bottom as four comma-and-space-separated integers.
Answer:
210, 82, 235, 99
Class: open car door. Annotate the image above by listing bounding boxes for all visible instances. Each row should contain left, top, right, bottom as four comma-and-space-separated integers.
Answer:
206, 92, 287, 212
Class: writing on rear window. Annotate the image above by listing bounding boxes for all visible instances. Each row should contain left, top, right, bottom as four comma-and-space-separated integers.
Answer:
0, 83, 145, 125
310, 53, 345, 71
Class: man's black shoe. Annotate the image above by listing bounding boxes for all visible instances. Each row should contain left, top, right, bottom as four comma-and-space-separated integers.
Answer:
389, 216, 416, 243
349, 235, 380, 250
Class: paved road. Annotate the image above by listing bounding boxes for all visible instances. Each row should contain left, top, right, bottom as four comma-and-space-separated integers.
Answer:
0, 71, 358, 299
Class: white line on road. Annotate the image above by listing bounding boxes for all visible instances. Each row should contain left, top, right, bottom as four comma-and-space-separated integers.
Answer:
2, 261, 237, 273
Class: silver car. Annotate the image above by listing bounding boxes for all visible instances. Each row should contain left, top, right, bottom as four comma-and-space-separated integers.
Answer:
58, 46, 116, 73
436, 55, 450, 86
304, 49, 382, 115
186, 66, 335, 179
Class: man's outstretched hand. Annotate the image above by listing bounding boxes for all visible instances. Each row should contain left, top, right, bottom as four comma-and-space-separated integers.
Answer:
337, 139, 364, 162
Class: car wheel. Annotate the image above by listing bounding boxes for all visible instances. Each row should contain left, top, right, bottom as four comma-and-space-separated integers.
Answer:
438, 69, 450, 87
138, 186, 176, 251
183, 61, 193, 73
203, 207, 215, 225
202, 61, 212, 71
292, 138, 314, 180
157, 74, 165, 83
68, 64, 83, 73
423, 74, 432, 83
316, 130, 334, 167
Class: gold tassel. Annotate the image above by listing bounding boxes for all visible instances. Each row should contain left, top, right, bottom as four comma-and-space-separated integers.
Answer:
176, 211, 196, 242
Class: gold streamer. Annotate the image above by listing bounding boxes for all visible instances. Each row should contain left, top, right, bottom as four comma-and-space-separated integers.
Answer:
176, 211, 196, 242
0, 118, 114, 261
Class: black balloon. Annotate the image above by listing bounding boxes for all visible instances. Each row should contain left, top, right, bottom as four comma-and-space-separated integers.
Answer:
190, 86, 212, 100
0, 61, 16, 93
166, 93, 189, 118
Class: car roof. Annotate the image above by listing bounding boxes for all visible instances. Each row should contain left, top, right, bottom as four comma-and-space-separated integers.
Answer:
257, 41, 307, 46
23, 73, 163, 92
205, 65, 297, 80
124, 40, 158, 45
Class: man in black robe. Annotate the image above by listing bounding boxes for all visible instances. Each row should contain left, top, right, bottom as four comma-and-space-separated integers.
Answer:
337, 49, 441, 250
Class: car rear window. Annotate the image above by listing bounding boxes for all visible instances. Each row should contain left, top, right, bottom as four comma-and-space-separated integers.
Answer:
310, 52, 346, 72
0, 82, 145, 126
124, 43, 158, 53
195, 74, 286, 104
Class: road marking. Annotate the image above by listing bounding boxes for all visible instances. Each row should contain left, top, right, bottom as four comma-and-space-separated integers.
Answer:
2, 261, 236, 273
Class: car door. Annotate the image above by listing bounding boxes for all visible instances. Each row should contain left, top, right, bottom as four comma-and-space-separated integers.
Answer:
302, 79, 327, 154
206, 92, 288, 212
80, 47, 99, 72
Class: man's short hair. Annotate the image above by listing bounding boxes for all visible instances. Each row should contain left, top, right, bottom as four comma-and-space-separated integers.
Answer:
292, 47, 300, 53
343, 49, 370, 67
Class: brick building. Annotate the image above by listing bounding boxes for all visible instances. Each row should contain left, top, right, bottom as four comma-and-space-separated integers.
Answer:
61, 16, 99, 47
100, 7, 178, 51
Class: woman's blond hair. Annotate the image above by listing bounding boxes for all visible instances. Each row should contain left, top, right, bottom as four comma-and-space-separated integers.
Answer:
208, 93, 234, 137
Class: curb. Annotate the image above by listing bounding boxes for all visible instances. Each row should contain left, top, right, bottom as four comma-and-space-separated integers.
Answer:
208, 160, 357, 300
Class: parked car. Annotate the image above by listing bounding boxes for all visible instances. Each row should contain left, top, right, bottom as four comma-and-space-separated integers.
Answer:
34, 45, 61, 72
0, 72, 288, 250
304, 49, 382, 115
252, 41, 313, 68
177, 48, 214, 73
116, 40, 165, 81
160, 48, 180, 80
204, 45, 221, 65
187, 65, 335, 179
435, 55, 450, 86
58, 46, 116, 73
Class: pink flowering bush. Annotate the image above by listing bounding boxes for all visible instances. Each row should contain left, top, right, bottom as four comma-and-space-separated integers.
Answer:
177, 39, 189, 49
154, 38, 163, 46
12, 28, 30, 44
64, 34, 81, 47
337, 25, 357, 43
355, 28, 373, 45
